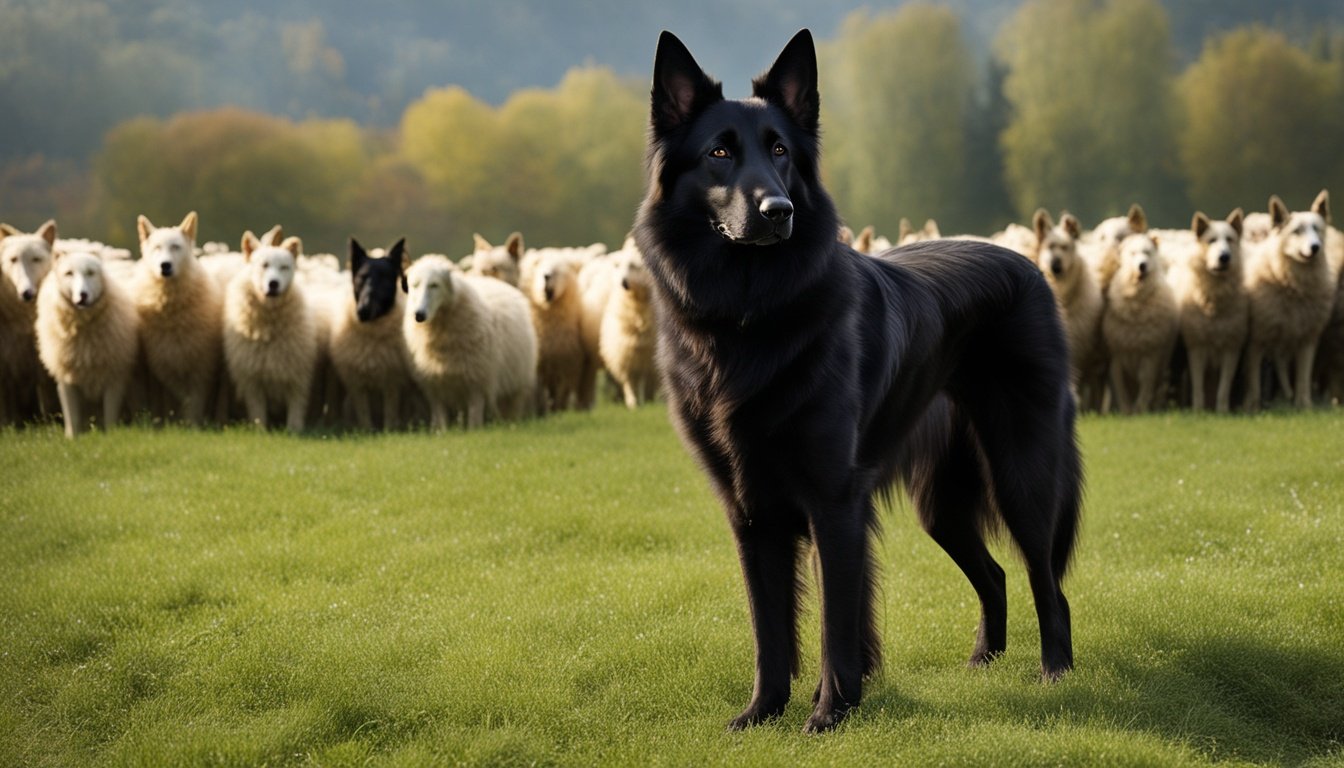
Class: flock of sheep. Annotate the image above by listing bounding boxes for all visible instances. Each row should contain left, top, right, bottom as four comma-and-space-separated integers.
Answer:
0, 216, 657, 436
3, 188, 1341, 438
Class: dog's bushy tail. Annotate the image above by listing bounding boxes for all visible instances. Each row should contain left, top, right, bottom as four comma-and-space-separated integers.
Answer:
1052, 400, 1084, 579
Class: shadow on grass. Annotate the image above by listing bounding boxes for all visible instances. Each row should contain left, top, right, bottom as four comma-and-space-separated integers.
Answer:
859, 632, 1344, 764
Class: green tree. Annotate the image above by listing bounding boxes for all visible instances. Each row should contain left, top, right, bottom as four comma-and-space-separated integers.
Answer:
398, 67, 645, 253
1178, 26, 1344, 214
996, 0, 1187, 225
820, 5, 979, 236
93, 109, 369, 253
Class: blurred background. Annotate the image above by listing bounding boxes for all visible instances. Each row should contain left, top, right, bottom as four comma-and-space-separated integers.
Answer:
2, 0, 1342, 257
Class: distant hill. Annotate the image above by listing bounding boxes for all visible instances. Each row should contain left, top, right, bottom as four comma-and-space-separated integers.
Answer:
1, 0, 1341, 161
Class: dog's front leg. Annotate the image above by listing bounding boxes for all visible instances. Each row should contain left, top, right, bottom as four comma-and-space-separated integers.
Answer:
806, 501, 869, 733
727, 518, 801, 731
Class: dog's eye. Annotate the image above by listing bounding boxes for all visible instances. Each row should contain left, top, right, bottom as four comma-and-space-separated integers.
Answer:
773, 143, 787, 157
709, 147, 730, 160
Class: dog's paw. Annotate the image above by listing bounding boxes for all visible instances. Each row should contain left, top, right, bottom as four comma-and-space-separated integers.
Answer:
802, 703, 852, 734
726, 700, 786, 731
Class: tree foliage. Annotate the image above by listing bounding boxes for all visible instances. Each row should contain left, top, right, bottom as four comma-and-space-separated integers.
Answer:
996, 0, 1187, 225
821, 5, 979, 235
1178, 26, 1344, 214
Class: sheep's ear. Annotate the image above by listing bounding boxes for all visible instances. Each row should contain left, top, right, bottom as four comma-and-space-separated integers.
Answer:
137, 215, 155, 243
280, 236, 302, 258
854, 225, 874, 253
1127, 203, 1147, 234
1032, 208, 1053, 243
1227, 208, 1244, 236
241, 231, 259, 260
391, 239, 410, 292
1192, 211, 1210, 239
36, 219, 58, 248
1269, 195, 1290, 229
179, 211, 198, 243
349, 237, 367, 273
1311, 189, 1330, 225
505, 232, 524, 261
1060, 212, 1081, 240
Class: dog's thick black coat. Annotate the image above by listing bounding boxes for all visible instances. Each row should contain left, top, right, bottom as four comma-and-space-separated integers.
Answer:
633, 30, 1082, 733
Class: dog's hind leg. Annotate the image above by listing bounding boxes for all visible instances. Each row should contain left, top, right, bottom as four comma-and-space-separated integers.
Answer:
911, 414, 1007, 667
727, 519, 803, 731
967, 393, 1076, 680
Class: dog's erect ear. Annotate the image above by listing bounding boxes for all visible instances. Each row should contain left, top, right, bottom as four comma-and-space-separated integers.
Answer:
0, 223, 19, 239
262, 224, 284, 246
753, 29, 820, 136
1311, 189, 1330, 225
389, 238, 410, 292
836, 225, 853, 245
1060, 212, 1080, 240
472, 233, 491, 252
137, 215, 155, 243
179, 211, 198, 243
922, 219, 941, 238
505, 232, 524, 261
1192, 211, 1210, 239
899, 217, 914, 242
36, 219, 57, 248
241, 231, 259, 261
651, 31, 724, 136
1127, 204, 1147, 234
1032, 208, 1053, 243
1269, 195, 1290, 229
1227, 208, 1244, 236
280, 236, 302, 258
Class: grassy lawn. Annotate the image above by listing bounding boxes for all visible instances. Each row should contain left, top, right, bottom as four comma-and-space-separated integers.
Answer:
1, 407, 1342, 766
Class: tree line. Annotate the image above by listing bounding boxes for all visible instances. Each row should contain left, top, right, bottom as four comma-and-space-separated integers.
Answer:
5, 0, 1344, 257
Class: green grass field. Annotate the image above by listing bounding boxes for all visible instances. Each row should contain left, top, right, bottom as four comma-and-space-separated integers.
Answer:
2, 407, 1342, 766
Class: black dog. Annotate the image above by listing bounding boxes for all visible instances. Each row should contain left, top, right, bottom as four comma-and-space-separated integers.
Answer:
633, 30, 1082, 733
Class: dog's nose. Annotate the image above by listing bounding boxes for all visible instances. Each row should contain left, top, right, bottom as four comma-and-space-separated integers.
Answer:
759, 196, 793, 223
160, 262, 174, 277
414, 310, 427, 323
267, 280, 280, 294
1137, 261, 1149, 276
78, 291, 89, 305
20, 288, 35, 302
1309, 242, 1321, 257
622, 277, 630, 291
1217, 252, 1231, 267
1050, 259, 1064, 276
